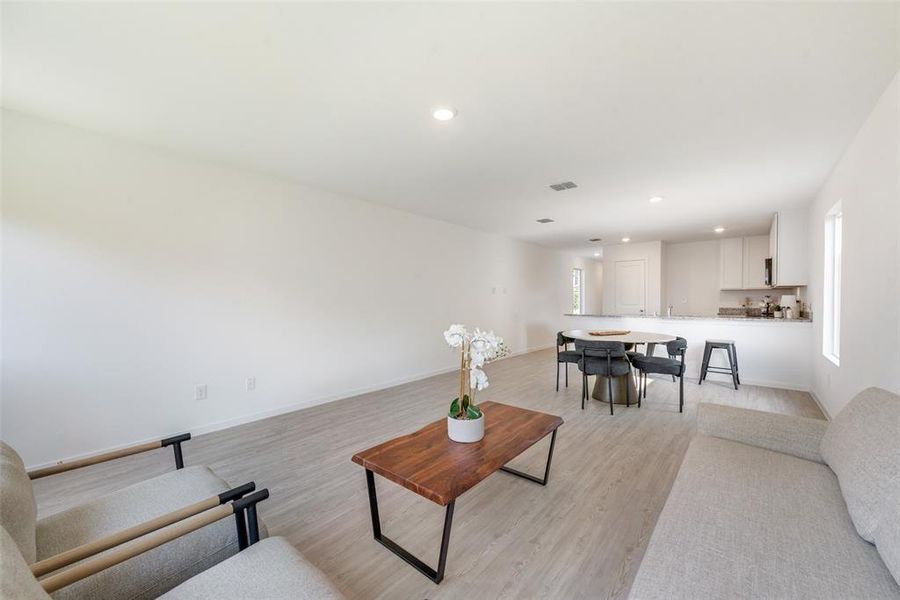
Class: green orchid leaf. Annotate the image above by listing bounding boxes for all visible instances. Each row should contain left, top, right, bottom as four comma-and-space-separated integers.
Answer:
449, 397, 460, 418
461, 394, 470, 412
466, 405, 482, 419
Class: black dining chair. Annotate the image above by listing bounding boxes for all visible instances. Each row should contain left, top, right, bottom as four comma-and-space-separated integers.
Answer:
632, 337, 687, 413
556, 332, 580, 391
575, 340, 633, 415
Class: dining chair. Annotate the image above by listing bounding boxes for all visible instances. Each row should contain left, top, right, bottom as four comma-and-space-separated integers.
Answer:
632, 337, 687, 412
556, 332, 580, 391
575, 340, 633, 415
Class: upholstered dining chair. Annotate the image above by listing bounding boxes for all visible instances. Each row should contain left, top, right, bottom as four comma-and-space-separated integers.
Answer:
632, 337, 687, 412
575, 340, 633, 415
556, 332, 580, 391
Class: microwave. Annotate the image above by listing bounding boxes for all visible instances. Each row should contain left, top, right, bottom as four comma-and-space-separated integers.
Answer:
764, 258, 773, 286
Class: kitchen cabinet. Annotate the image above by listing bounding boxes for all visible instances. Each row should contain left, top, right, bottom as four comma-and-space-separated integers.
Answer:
769, 208, 809, 286
719, 237, 744, 290
720, 235, 770, 290
742, 235, 769, 288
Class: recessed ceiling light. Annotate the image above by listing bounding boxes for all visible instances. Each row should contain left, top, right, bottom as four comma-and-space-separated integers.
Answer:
621, 237, 631, 243
432, 107, 457, 121
593, 252, 601, 257
536, 218, 555, 224
714, 227, 726, 233
649, 196, 664, 203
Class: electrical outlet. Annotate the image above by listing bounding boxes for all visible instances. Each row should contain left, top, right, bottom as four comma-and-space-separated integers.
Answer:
246, 376, 256, 392
194, 384, 207, 401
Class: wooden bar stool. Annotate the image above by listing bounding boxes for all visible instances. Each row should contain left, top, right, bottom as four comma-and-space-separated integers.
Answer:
699, 339, 739, 389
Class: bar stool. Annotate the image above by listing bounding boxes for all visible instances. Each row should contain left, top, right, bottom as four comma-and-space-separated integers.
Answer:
699, 339, 740, 389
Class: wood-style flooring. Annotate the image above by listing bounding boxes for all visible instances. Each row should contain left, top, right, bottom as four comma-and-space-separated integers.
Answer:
33, 349, 824, 599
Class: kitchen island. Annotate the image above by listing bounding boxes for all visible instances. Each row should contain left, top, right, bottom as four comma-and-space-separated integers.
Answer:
564, 313, 812, 391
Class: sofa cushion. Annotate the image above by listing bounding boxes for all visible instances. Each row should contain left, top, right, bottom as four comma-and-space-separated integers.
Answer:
37, 466, 251, 600
1, 526, 50, 600
158, 536, 343, 599
697, 402, 828, 464
628, 434, 900, 599
874, 474, 900, 586
821, 387, 900, 542
0, 441, 37, 563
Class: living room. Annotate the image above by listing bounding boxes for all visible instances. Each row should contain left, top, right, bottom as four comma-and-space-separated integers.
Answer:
2, 2, 899, 599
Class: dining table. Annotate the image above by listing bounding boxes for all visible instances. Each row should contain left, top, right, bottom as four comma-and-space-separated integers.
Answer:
562, 329, 676, 405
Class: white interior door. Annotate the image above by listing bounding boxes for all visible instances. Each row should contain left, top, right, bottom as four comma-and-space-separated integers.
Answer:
614, 259, 646, 315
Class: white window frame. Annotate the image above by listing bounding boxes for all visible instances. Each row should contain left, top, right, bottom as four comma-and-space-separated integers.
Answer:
822, 202, 842, 366
572, 268, 585, 315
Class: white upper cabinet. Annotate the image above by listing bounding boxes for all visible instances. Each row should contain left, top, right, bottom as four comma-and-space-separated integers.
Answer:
769, 208, 809, 286
742, 235, 769, 288
720, 234, 770, 290
719, 237, 744, 289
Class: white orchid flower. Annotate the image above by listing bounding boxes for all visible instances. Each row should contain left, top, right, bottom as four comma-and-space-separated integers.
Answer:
470, 367, 489, 391
470, 351, 486, 368
443, 324, 467, 348
469, 328, 493, 354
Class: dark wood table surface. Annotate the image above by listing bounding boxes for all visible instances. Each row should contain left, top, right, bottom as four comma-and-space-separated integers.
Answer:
352, 401, 564, 506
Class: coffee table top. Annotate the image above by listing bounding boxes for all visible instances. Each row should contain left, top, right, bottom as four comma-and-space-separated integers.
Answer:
351, 401, 563, 506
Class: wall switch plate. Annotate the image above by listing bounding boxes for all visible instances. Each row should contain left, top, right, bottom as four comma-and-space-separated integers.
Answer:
194, 384, 207, 401
246, 376, 256, 392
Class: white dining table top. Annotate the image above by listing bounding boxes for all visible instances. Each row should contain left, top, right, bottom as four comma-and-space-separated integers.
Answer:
563, 329, 676, 344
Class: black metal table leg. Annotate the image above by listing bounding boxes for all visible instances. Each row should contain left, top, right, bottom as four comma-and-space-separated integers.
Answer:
499, 429, 558, 486
365, 469, 455, 584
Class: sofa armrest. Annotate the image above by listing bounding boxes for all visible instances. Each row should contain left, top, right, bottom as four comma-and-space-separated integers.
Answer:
697, 403, 828, 463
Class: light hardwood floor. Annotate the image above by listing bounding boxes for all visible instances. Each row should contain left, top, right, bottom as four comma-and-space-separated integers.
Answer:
33, 349, 824, 599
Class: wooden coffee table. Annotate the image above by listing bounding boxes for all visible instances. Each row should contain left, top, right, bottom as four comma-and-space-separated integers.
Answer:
351, 401, 563, 584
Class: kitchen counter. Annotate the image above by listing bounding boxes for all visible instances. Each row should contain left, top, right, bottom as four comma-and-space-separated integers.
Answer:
562, 313, 812, 390
565, 313, 811, 323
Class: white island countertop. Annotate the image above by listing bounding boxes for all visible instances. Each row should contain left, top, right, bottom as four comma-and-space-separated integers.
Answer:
565, 313, 811, 323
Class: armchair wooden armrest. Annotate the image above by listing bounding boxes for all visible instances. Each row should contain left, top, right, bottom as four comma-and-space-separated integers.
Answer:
30, 482, 256, 577
28, 433, 192, 479
37, 488, 270, 594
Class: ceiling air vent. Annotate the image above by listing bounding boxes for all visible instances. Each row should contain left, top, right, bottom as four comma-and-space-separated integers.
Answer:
549, 181, 578, 191
589, 237, 602, 242
536, 218, 555, 224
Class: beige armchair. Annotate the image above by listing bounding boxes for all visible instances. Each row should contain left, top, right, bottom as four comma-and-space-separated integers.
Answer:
0, 437, 261, 599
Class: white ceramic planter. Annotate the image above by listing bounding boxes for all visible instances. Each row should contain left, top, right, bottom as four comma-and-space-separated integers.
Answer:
447, 414, 485, 443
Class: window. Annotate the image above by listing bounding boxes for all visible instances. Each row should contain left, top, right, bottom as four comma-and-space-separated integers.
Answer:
571, 268, 584, 314
823, 202, 842, 365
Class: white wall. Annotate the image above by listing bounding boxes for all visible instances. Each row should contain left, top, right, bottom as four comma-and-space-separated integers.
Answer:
602, 241, 662, 315
662, 240, 720, 317
1, 111, 578, 466
808, 71, 900, 418
570, 257, 603, 314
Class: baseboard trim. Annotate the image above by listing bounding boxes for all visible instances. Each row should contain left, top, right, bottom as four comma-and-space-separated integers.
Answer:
26, 344, 556, 470
190, 343, 554, 438
684, 373, 810, 393
808, 388, 832, 420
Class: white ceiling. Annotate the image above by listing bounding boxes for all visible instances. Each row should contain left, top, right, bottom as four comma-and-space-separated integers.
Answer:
4, 2, 898, 256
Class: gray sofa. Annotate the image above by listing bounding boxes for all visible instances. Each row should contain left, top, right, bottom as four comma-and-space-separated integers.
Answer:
629, 387, 900, 599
